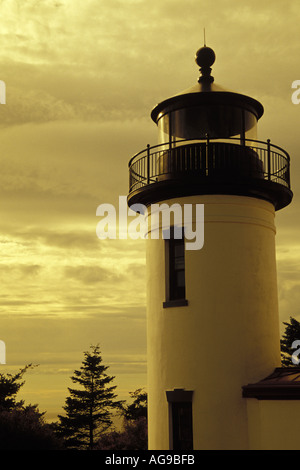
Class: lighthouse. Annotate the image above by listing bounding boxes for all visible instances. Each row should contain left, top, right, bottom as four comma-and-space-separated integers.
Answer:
127, 46, 293, 450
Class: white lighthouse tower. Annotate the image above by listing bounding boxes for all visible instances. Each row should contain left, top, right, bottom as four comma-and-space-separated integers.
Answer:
127, 46, 293, 450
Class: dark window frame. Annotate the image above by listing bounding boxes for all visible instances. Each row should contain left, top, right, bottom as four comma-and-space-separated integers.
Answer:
163, 226, 188, 308
166, 389, 194, 450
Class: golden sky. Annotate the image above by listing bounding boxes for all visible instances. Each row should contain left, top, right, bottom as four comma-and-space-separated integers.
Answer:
0, 0, 300, 422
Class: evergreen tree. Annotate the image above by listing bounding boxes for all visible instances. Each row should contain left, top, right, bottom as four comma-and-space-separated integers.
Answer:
57, 345, 123, 450
280, 316, 300, 367
123, 388, 147, 421
0, 364, 36, 411
0, 364, 61, 449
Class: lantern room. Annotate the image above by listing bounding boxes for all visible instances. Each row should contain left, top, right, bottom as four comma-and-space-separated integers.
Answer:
128, 46, 292, 211
152, 46, 263, 145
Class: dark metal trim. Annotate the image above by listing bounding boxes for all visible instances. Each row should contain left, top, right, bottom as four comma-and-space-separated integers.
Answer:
128, 138, 292, 211
163, 299, 189, 308
151, 91, 264, 123
166, 389, 194, 403
128, 176, 293, 212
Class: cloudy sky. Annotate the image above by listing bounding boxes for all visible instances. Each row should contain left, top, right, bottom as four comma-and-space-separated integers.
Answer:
0, 0, 299, 422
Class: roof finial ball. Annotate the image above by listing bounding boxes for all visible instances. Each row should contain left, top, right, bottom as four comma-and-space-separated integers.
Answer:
195, 46, 216, 84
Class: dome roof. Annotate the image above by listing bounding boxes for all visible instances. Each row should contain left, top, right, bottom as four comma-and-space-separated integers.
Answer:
151, 46, 264, 123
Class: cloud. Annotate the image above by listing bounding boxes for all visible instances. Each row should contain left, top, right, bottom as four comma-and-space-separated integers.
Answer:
64, 264, 115, 284
0, 263, 42, 279
2, 0, 298, 132
0, 0, 299, 423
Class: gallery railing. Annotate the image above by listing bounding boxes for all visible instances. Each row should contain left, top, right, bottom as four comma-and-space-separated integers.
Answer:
128, 137, 291, 195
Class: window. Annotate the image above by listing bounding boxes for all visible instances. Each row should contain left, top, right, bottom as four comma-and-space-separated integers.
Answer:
166, 389, 194, 450
163, 227, 188, 308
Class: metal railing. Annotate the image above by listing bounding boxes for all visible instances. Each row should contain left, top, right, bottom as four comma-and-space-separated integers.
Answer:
128, 137, 291, 194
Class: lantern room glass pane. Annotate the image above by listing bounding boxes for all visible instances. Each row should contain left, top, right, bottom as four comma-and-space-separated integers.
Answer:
158, 114, 170, 144
157, 106, 257, 144
244, 111, 257, 141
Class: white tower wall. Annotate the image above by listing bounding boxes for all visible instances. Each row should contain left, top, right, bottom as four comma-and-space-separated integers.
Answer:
146, 194, 281, 450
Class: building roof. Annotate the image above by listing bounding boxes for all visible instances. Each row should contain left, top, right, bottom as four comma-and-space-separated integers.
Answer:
242, 368, 300, 400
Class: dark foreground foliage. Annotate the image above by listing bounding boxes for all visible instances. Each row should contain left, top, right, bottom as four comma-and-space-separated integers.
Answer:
0, 349, 148, 450
0, 364, 62, 450
95, 416, 147, 450
0, 406, 62, 450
